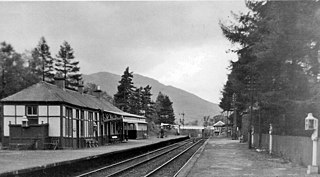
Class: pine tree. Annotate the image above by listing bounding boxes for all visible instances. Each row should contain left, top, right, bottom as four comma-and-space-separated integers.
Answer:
220, 1, 320, 136
129, 87, 143, 115
114, 67, 135, 112
33, 37, 55, 83
55, 41, 82, 88
28, 49, 42, 78
141, 85, 155, 117
155, 92, 175, 124
129, 85, 155, 116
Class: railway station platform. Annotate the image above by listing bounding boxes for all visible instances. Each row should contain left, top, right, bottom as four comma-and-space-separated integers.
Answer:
180, 137, 319, 177
0, 135, 186, 176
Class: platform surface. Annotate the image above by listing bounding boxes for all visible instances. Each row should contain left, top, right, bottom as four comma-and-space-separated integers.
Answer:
0, 135, 184, 174
185, 137, 320, 177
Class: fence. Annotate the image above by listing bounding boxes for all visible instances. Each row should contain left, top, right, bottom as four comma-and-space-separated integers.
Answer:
252, 133, 317, 167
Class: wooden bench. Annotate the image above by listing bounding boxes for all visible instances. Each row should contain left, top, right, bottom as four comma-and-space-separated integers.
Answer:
109, 135, 121, 144
85, 139, 98, 148
9, 143, 31, 150
44, 139, 59, 150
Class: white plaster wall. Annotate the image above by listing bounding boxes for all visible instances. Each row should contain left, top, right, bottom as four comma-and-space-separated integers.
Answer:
39, 106, 47, 116
49, 117, 60, 137
16, 116, 22, 124
3, 105, 14, 116
4, 117, 15, 136
16, 105, 24, 116
49, 106, 60, 116
39, 117, 47, 124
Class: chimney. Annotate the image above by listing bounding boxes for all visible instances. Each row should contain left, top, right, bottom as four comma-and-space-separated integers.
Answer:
78, 80, 84, 94
54, 72, 65, 90
93, 85, 102, 98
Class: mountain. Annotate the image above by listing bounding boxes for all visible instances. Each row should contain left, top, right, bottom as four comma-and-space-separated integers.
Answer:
82, 72, 221, 124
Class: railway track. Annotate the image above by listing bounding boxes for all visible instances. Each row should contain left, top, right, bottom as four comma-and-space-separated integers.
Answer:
74, 138, 206, 177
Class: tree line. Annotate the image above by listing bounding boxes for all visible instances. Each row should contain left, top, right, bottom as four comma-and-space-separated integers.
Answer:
0, 37, 81, 99
0, 39, 175, 125
219, 1, 320, 136
114, 67, 175, 125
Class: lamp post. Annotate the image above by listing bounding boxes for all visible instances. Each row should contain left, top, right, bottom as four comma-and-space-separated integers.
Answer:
179, 112, 185, 127
247, 74, 256, 149
269, 123, 273, 154
305, 113, 318, 174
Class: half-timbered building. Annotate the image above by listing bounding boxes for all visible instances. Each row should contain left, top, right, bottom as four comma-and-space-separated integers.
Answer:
0, 77, 147, 149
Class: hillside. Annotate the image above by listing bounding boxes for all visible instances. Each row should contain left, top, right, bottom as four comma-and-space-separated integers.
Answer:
82, 72, 221, 124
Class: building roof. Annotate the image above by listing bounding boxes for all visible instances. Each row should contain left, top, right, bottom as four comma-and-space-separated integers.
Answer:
213, 121, 225, 127
1, 81, 127, 115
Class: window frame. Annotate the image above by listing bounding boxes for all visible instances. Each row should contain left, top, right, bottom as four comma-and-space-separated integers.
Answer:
26, 105, 38, 125
26, 105, 38, 116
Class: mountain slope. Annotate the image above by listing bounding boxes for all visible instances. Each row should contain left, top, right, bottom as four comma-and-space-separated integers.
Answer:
82, 72, 221, 124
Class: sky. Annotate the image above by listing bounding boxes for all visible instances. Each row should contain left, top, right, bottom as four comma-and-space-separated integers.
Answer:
0, 1, 248, 104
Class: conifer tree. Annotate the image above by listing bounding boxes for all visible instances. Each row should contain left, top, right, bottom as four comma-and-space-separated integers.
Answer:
129, 85, 155, 116
141, 85, 155, 117
220, 0, 320, 136
33, 37, 55, 83
130, 87, 143, 115
155, 92, 175, 124
28, 49, 42, 78
114, 67, 135, 112
55, 41, 82, 88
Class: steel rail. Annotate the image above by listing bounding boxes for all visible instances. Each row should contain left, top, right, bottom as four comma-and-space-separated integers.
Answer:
143, 139, 204, 177
74, 139, 192, 177
106, 141, 193, 177
173, 138, 209, 177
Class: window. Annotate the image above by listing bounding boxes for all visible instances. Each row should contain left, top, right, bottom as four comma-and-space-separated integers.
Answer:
81, 111, 85, 137
76, 110, 79, 120
88, 112, 93, 136
65, 107, 73, 137
26, 106, 38, 116
26, 105, 38, 125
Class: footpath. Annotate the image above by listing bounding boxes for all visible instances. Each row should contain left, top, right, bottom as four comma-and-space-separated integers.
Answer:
184, 137, 319, 177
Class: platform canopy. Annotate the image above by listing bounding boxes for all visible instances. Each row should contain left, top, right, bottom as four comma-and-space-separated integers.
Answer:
180, 125, 204, 130
213, 121, 225, 127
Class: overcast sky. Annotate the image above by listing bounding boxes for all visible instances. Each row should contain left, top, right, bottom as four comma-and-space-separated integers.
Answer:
0, 1, 248, 104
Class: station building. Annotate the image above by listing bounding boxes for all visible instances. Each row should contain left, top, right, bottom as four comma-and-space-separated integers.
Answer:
0, 77, 147, 150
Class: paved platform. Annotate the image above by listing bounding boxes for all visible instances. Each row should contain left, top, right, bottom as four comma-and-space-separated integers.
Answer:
183, 137, 319, 177
0, 135, 185, 175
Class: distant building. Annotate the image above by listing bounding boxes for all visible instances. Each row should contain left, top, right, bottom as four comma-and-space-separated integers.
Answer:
0, 76, 147, 149
180, 125, 204, 137
213, 121, 225, 136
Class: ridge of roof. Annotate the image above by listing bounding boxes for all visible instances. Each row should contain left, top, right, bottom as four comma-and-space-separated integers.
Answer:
1, 81, 145, 118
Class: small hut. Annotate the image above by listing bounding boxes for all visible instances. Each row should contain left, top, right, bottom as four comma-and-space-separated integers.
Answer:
213, 121, 225, 136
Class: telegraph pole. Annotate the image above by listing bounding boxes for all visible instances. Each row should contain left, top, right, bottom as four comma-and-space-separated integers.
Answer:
248, 75, 254, 149
232, 93, 237, 140
179, 112, 185, 127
